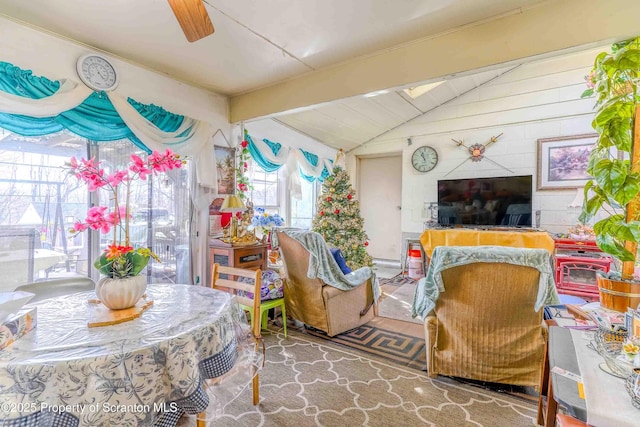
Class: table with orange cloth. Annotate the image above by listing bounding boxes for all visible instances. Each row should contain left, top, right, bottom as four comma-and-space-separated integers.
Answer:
419, 228, 555, 257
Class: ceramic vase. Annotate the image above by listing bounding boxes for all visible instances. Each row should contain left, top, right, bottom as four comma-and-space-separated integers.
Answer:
96, 275, 147, 310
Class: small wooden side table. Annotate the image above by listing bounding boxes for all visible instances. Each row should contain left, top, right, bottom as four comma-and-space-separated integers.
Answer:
209, 241, 268, 272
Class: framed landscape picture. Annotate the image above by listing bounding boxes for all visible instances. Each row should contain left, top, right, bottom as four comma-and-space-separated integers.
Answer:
537, 134, 598, 190
214, 146, 235, 195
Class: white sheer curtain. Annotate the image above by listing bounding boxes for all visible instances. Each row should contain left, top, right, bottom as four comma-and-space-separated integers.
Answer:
293, 148, 334, 179
0, 79, 92, 117
107, 92, 214, 189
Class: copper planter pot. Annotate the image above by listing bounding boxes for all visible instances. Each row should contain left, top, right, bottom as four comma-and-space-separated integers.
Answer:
597, 273, 640, 312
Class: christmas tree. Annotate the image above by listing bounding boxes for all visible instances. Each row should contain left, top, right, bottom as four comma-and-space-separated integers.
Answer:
312, 165, 373, 269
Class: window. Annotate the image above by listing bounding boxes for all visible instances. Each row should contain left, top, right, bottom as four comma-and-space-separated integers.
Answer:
0, 129, 192, 285
0, 130, 91, 281
90, 140, 191, 285
248, 163, 279, 212
290, 178, 317, 229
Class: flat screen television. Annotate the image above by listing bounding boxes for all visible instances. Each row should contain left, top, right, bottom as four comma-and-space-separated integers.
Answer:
437, 175, 533, 227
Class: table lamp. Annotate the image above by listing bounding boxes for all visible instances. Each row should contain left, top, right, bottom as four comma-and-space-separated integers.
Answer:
221, 195, 245, 239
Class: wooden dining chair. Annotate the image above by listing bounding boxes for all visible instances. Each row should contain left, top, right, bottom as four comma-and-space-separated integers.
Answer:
196, 264, 263, 426
210, 263, 262, 405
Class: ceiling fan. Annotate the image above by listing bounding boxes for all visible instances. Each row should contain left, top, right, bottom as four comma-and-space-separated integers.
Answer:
167, 0, 214, 42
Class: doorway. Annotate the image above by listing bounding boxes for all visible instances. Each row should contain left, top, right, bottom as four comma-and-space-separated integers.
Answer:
358, 155, 402, 261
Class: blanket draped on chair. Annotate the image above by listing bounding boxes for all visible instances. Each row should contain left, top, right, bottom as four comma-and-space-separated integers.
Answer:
272, 230, 380, 303
411, 245, 560, 319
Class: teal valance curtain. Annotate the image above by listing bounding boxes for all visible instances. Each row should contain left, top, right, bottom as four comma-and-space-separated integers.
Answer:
244, 129, 334, 182
246, 133, 285, 172
0, 62, 183, 151
0, 60, 216, 190
298, 148, 331, 182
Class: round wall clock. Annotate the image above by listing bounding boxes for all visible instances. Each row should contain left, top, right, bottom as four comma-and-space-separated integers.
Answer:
411, 146, 438, 172
76, 54, 119, 91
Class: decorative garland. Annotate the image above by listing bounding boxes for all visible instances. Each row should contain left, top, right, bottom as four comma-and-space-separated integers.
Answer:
236, 130, 253, 200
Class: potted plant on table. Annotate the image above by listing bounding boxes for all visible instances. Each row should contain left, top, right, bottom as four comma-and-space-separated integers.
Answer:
580, 35, 640, 312
67, 149, 184, 309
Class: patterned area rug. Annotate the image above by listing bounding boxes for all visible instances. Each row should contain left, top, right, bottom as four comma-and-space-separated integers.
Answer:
192, 331, 538, 426
305, 323, 427, 371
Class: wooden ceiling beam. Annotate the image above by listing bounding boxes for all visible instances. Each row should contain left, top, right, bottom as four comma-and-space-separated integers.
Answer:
230, 0, 640, 123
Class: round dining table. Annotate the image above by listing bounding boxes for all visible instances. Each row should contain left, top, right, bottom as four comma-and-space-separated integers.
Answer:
0, 284, 250, 426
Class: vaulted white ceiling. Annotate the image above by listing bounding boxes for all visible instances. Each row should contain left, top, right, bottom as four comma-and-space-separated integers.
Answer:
0, 0, 638, 150
0, 0, 541, 95
273, 66, 516, 152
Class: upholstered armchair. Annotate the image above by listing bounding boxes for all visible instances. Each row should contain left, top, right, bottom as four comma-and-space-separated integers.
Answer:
412, 245, 560, 387
274, 230, 378, 337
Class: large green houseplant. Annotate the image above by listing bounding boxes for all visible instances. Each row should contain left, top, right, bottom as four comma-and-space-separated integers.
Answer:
579, 36, 640, 310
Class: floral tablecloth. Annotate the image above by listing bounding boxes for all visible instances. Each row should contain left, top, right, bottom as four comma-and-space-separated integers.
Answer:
0, 284, 250, 426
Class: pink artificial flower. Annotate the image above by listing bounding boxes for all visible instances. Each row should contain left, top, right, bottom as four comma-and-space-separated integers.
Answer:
72, 221, 87, 232
241, 140, 248, 148
107, 169, 128, 187
148, 149, 182, 173
105, 206, 128, 226
83, 206, 112, 233
129, 154, 151, 180
86, 206, 108, 222
68, 150, 184, 258
86, 175, 107, 192
74, 159, 108, 191
69, 157, 79, 170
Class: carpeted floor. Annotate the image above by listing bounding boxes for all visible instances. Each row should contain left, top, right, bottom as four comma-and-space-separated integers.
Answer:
268, 286, 539, 406
192, 330, 538, 426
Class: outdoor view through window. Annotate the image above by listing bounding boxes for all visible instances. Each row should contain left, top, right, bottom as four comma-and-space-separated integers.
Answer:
0, 129, 191, 286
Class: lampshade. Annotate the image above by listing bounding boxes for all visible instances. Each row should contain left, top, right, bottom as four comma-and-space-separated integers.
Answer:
220, 195, 245, 213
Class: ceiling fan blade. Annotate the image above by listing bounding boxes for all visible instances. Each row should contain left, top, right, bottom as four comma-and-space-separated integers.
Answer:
167, 0, 214, 43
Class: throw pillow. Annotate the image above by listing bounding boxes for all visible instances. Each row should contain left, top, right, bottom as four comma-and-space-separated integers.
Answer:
330, 248, 352, 275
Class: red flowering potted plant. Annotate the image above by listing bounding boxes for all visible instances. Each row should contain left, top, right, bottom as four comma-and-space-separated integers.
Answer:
67, 149, 184, 309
